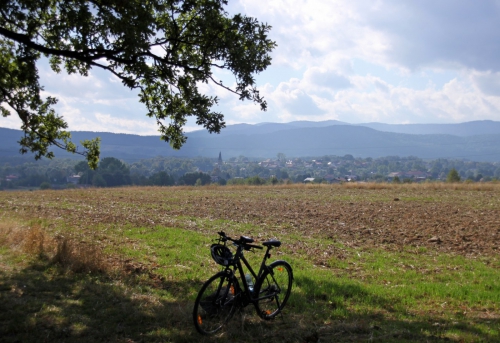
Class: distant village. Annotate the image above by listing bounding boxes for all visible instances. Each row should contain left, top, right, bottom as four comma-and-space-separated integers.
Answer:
1, 152, 499, 189
217, 153, 498, 184
250, 157, 430, 183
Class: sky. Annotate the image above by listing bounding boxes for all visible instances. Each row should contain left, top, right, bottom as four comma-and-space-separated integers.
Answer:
3, 0, 500, 135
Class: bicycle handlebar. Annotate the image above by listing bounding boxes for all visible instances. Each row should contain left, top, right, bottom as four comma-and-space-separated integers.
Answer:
217, 231, 263, 250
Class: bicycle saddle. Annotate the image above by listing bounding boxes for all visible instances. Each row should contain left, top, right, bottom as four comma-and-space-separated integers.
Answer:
240, 236, 254, 244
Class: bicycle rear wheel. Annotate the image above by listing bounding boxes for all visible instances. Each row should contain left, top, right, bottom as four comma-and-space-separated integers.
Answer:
193, 272, 238, 335
254, 260, 293, 320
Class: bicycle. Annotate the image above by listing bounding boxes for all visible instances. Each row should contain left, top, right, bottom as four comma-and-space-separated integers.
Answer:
193, 231, 293, 335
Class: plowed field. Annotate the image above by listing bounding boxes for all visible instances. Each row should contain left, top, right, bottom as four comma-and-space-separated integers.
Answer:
1, 184, 499, 258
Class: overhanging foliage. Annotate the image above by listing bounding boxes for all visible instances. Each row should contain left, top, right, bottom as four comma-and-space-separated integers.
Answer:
0, 0, 275, 168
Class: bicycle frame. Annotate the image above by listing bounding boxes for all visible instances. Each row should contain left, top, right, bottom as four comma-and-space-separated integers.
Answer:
224, 242, 274, 305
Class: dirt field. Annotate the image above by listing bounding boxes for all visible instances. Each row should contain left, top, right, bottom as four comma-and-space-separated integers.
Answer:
1, 184, 499, 259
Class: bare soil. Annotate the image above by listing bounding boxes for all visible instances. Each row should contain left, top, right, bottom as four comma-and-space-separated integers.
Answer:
1, 184, 499, 258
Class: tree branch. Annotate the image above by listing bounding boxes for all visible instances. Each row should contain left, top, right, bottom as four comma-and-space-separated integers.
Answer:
1, 26, 139, 65
209, 75, 243, 96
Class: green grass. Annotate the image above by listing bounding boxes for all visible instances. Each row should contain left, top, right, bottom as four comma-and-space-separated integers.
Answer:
1, 223, 499, 342
1, 185, 499, 342
122, 225, 214, 281
122, 225, 500, 342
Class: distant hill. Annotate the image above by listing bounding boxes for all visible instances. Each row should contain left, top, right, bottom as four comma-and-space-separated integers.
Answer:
188, 120, 349, 137
184, 125, 500, 161
189, 119, 500, 137
1, 120, 500, 162
358, 120, 500, 136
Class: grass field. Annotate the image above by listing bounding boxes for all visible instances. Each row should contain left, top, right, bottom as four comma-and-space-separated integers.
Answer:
0, 183, 499, 342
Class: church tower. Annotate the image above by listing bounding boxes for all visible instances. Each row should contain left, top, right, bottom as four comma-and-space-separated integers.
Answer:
218, 151, 222, 166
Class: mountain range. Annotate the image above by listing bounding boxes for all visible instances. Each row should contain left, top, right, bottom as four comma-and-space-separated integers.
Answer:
1, 120, 500, 163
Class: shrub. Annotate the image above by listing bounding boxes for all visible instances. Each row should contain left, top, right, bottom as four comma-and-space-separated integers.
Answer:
39, 182, 51, 190
246, 176, 265, 185
447, 168, 461, 183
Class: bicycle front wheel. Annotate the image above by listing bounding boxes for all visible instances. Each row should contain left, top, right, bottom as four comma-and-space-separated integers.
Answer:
254, 260, 293, 320
193, 272, 238, 335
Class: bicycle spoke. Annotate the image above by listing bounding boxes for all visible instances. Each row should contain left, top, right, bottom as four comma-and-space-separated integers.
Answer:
254, 261, 293, 320
193, 273, 238, 335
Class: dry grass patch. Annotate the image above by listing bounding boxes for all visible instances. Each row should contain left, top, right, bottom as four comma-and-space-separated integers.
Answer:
0, 220, 111, 274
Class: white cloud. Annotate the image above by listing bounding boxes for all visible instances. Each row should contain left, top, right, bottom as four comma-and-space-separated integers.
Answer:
471, 71, 500, 96
303, 67, 352, 91
236, 0, 391, 71
93, 113, 158, 134
272, 82, 325, 117
328, 76, 500, 124
0, 107, 23, 130
355, 0, 500, 71
224, 0, 500, 126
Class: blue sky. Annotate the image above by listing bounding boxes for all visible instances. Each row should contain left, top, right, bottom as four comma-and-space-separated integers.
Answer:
4, 0, 500, 135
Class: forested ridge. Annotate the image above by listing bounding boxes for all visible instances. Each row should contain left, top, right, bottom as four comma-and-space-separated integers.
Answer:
2, 124, 500, 163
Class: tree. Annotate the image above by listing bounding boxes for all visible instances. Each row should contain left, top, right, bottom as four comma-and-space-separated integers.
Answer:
39, 181, 50, 189
447, 168, 461, 183
1, 0, 275, 168
180, 171, 210, 186
98, 157, 131, 187
74, 160, 90, 174
149, 171, 174, 186
92, 173, 107, 187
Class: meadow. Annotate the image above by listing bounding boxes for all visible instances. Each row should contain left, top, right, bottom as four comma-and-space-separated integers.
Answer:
0, 183, 499, 342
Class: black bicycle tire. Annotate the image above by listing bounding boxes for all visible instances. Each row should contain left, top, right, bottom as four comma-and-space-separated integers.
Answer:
253, 260, 293, 320
193, 272, 238, 335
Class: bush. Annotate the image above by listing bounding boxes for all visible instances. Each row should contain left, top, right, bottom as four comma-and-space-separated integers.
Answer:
246, 176, 265, 185
39, 182, 51, 190
149, 171, 175, 186
180, 172, 211, 186
447, 168, 461, 183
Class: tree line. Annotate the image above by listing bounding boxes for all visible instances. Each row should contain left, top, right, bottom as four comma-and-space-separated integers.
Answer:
1, 154, 499, 190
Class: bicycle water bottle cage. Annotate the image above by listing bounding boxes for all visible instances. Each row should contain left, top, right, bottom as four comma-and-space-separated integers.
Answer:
210, 244, 233, 266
